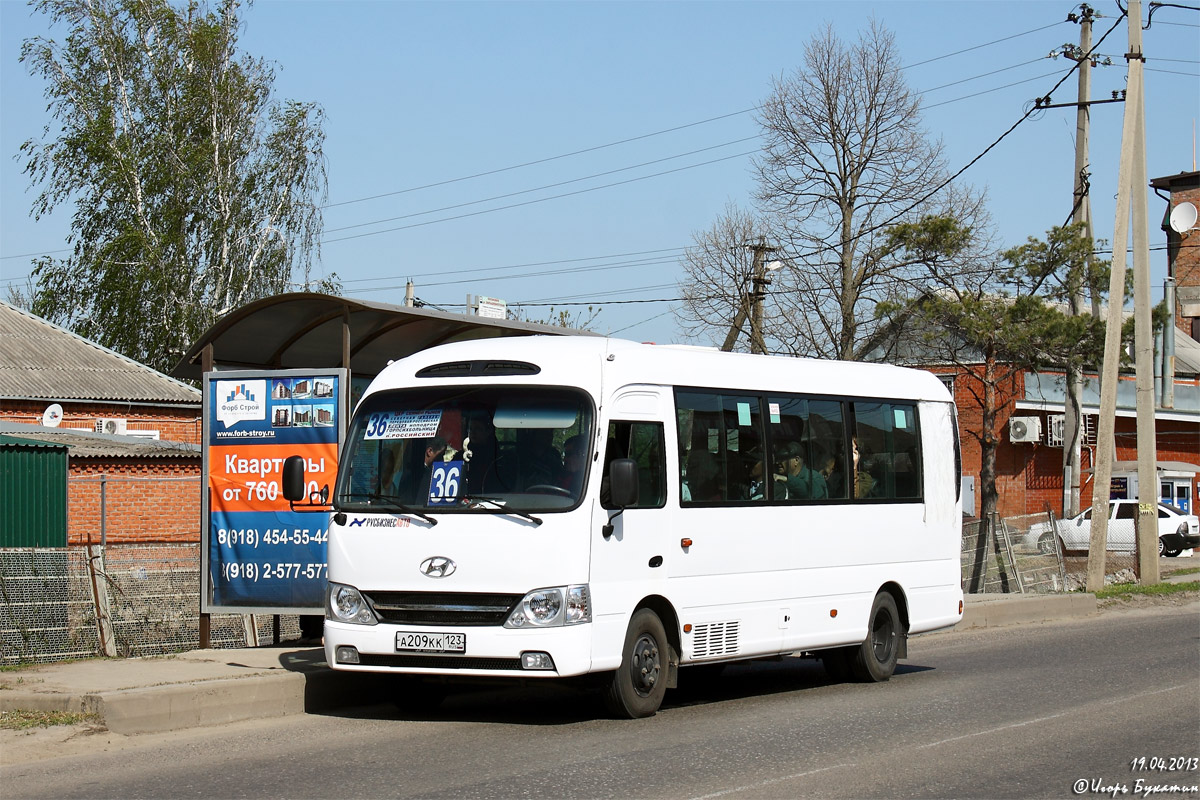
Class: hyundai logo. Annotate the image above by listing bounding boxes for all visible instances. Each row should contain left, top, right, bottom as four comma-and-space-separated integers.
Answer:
419, 556, 456, 578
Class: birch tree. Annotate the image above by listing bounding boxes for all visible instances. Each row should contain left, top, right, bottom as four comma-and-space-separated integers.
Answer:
19, 0, 333, 373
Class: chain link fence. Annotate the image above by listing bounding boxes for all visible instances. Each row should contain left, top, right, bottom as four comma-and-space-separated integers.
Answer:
962, 511, 1138, 594
0, 544, 302, 665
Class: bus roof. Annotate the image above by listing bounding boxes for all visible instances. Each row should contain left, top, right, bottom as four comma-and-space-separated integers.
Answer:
369, 336, 953, 404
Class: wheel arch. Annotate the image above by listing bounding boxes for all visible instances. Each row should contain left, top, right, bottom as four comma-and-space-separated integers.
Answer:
878, 581, 910, 634
634, 594, 680, 688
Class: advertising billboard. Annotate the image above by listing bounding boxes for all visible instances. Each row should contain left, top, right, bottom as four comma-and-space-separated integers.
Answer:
202, 369, 346, 613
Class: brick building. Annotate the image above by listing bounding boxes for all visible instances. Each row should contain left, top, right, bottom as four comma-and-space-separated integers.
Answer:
0, 301, 202, 545
1151, 169, 1200, 340
931, 357, 1199, 520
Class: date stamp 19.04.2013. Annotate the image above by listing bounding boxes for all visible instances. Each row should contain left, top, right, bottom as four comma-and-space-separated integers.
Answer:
1072, 757, 1199, 798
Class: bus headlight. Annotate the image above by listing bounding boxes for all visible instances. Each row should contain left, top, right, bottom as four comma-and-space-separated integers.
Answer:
505, 585, 591, 628
327, 582, 378, 625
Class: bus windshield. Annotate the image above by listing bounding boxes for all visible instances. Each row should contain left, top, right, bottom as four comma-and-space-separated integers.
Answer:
336, 385, 594, 514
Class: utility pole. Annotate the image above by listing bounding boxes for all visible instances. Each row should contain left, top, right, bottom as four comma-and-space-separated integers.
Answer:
1062, 3, 1096, 518
1088, 0, 1158, 590
722, 241, 777, 353
747, 241, 777, 355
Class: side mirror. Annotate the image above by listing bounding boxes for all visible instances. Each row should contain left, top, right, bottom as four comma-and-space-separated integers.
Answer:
282, 455, 307, 502
608, 458, 640, 509
282, 455, 330, 511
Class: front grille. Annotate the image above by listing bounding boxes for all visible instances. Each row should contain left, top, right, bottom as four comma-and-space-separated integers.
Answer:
358, 654, 523, 670
365, 591, 522, 626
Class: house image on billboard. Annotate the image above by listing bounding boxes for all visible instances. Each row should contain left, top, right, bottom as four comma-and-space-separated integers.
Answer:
272, 380, 291, 400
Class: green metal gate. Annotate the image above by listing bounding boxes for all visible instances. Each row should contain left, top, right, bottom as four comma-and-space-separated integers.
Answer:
0, 434, 68, 547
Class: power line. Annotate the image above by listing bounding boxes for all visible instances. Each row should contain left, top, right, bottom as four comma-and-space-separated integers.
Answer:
787, 10, 1128, 264
322, 150, 756, 244
337, 247, 686, 285
323, 137, 758, 235
919, 58, 1050, 94
1145, 67, 1200, 75
341, 257, 682, 294
902, 21, 1067, 69
924, 70, 1070, 110
320, 107, 758, 209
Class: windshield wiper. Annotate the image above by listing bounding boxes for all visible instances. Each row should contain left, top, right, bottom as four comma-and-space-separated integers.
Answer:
461, 496, 543, 526
338, 493, 438, 526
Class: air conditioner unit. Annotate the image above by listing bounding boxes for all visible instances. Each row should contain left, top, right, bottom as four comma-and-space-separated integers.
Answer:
95, 418, 128, 435
1046, 413, 1096, 447
1047, 414, 1065, 447
1008, 416, 1041, 444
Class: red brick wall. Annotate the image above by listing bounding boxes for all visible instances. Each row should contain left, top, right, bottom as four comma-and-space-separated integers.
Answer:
1, 400, 202, 445
68, 459, 201, 545
928, 365, 1199, 519
1167, 182, 1199, 338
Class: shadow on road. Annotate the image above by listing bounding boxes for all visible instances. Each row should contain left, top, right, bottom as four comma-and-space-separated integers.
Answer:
312, 655, 938, 726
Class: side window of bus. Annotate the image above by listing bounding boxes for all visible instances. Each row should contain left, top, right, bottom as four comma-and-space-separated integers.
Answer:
852, 402, 922, 501
767, 397, 846, 502
675, 391, 763, 504
601, 421, 666, 509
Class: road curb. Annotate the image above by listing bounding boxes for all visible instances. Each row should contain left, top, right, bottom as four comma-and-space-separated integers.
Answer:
0, 668, 399, 735
959, 592, 1097, 629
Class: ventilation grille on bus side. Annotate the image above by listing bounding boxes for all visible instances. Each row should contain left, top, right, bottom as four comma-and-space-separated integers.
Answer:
691, 620, 740, 658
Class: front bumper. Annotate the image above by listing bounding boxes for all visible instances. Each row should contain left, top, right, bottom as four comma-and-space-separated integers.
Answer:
1161, 530, 1200, 551
323, 620, 594, 678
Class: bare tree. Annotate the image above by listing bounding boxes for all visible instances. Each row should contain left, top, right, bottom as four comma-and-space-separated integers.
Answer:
748, 20, 986, 360
674, 203, 772, 351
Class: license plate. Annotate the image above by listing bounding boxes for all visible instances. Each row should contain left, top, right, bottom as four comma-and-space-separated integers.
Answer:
395, 631, 466, 653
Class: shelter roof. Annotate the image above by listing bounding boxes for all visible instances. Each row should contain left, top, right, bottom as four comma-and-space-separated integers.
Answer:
172, 293, 596, 381
0, 422, 199, 460
0, 301, 200, 406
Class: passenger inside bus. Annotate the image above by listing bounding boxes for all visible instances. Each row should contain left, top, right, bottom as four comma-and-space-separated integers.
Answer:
396, 435, 447, 505
774, 440, 828, 500
557, 434, 587, 496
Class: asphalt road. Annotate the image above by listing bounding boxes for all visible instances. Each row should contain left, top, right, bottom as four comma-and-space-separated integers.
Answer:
4, 602, 1198, 800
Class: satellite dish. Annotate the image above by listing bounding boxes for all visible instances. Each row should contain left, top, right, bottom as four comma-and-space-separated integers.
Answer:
1169, 202, 1198, 234
42, 403, 63, 428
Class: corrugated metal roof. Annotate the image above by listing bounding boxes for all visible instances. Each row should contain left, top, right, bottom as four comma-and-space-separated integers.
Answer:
0, 422, 199, 460
0, 301, 200, 405
171, 292, 597, 381
0, 433, 69, 450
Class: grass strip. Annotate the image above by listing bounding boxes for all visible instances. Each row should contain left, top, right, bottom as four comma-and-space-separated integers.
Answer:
0, 710, 102, 730
1094, 580, 1200, 600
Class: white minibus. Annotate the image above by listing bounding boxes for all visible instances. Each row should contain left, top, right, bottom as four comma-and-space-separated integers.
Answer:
284, 336, 964, 717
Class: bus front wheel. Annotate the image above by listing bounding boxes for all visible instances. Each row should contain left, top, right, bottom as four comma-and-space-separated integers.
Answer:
849, 592, 901, 683
604, 609, 669, 718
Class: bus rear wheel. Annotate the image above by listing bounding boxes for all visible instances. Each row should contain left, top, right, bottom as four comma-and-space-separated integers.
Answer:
849, 592, 901, 683
604, 609, 669, 718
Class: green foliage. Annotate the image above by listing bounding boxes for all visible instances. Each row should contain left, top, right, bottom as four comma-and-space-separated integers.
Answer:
880, 221, 1112, 374
0, 710, 101, 729
18, 0, 336, 374
1093, 580, 1200, 599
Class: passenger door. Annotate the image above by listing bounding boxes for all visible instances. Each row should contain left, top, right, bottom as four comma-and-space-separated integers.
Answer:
590, 389, 671, 635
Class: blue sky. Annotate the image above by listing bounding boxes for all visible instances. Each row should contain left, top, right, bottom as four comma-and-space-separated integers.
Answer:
2, 0, 1197, 346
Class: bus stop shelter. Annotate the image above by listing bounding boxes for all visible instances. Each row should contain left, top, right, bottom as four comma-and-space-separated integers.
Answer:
172, 292, 594, 381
